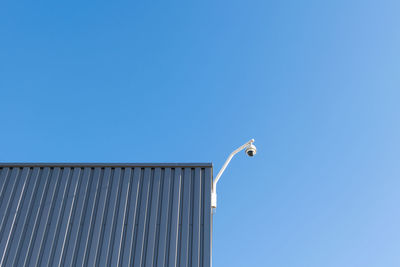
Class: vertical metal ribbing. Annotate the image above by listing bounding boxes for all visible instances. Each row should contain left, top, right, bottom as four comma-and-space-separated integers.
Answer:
121, 167, 142, 267
133, 168, 152, 267
142, 168, 155, 266
188, 168, 195, 267
110, 167, 131, 266
0, 168, 12, 224
36, 167, 64, 266
200, 168, 204, 267
45, 167, 73, 266
65, 167, 93, 267
156, 168, 172, 267
0, 167, 31, 266
84, 167, 107, 267
18, 167, 51, 266
144, 168, 162, 267
164, 168, 176, 266
74, 167, 100, 266
95, 167, 118, 267
10, 168, 42, 267
0, 168, 10, 205
153, 168, 165, 266
168, 168, 182, 266
203, 168, 212, 267
179, 168, 192, 267
0, 164, 213, 267
30, 168, 62, 267
191, 168, 202, 267
26, 167, 53, 265
177, 169, 184, 266
52, 167, 83, 266
58, 167, 83, 267
97, 167, 121, 266
0, 167, 22, 253
105, 168, 125, 266
130, 168, 145, 266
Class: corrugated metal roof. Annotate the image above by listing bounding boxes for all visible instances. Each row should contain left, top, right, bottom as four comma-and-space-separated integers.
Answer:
0, 163, 213, 267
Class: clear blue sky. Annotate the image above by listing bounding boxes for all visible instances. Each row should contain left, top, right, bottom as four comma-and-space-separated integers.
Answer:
1, 1, 399, 266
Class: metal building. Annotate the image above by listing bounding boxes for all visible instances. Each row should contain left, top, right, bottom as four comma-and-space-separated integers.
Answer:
0, 163, 213, 267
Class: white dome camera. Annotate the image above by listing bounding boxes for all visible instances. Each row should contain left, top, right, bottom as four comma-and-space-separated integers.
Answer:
245, 143, 257, 157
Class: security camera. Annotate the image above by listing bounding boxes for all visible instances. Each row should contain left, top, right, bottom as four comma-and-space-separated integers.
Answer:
245, 143, 257, 157
212, 139, 257, 209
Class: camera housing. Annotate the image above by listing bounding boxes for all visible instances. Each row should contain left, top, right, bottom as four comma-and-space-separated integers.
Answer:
245, 144, 257, 157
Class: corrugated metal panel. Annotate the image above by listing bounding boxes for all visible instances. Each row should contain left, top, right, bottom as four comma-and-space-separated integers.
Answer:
0, 164, 213, 267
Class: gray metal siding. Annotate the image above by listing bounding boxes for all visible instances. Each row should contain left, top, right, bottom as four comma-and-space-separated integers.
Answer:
0, 164, 212, 267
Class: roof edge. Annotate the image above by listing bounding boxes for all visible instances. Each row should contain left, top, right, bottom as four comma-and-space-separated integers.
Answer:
0, 162, 213, 168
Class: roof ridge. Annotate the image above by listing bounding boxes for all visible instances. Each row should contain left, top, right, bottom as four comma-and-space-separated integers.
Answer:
0, 162, 213, 167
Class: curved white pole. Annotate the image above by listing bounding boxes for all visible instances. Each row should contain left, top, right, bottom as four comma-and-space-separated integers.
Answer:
212, 139, 254, 209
